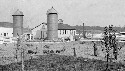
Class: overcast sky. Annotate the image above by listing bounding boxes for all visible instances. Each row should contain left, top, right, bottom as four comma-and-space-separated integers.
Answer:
0, 0, 125, 28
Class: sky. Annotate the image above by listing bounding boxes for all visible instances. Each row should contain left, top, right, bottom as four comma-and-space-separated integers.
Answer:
0, 0, 125, 28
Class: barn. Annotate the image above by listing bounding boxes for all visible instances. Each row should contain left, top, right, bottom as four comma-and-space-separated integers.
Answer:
31, 21, 76, 41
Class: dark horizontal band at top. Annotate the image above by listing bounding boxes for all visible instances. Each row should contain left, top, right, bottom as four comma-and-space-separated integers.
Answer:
12, 15, 24, 16
47, 13, 58, 15
58, 29, 76, 30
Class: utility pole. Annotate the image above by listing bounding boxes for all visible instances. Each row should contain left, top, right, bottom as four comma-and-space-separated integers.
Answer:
15, 33, 20, 62
15, 48, 18, 62
93, 41, 97, 56
72, 44, 77, 71
72, 48, 76, 57
21, 48, 24, 71
16, 35, 21, 62
21, 38, 25, 71
17, 33, 25, 71
83, 23, 85, 38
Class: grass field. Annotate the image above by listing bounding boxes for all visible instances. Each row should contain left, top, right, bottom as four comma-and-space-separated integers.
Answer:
0, 54, 125, 71
0, 41, 125, 70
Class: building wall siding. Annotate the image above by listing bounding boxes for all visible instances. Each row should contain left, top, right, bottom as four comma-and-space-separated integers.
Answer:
58, 29, 76, 38
32, 24, 47, 39
32, 24, 76, 41
0, 27, 13, 37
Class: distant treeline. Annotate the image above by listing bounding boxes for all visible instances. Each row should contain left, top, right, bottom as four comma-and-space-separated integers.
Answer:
72, 25, 125, 33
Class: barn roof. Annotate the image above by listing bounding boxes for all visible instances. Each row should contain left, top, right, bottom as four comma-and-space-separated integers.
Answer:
32, 23, 76, 30
0, 22, 13, 28
0, 22, 31, 33
58, 23, 76, 30
23, 28, 32, 33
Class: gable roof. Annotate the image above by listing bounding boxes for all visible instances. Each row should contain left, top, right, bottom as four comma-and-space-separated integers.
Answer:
0, 22, 31, 33
32, 23, 76, 30
31, 23, 42, 30
58, 23, 76, 30
23, 28, 32, 33
0, 22, 13, 28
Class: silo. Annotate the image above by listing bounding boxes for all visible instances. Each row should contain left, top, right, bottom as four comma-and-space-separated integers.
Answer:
46, 7, 58, 40
12, 9, 24, 37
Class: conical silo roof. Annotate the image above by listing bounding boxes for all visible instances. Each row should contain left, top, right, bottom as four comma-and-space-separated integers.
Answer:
12, 9, 24, 16
46, 7, 58, 15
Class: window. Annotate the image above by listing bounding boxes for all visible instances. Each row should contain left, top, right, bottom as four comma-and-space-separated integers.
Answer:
41, 31, 43, 38
31, 36, 33, 39
63, 30, 65, 34
27, 34, 30, 39
70, 30, 71, 34
70, 30, 73, 34
74, 31, 76, 35
60, 30, 61, 35
4, 33, 6, 36
65, 30, 66, 34
42, 25, 45, 29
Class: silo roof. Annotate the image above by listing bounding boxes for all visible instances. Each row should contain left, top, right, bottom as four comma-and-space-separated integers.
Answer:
13, 9, 24, 16
47, 7, 58, 15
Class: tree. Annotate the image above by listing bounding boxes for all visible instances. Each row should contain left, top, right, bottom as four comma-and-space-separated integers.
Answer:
103, 25, 118, 71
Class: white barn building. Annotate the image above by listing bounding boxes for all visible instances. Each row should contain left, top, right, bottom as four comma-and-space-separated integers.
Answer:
58, 23, 76, 41
32, 22, 76, 41
0, 22, 32, 44
0, 22, 13, 38
31, 23, 47, 40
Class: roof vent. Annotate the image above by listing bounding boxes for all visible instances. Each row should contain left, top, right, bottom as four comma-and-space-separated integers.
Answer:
58, 19, 63, 24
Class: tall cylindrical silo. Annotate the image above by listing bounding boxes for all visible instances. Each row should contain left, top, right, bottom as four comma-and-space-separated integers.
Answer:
46, 7, 58, 40
12, 9, 24, 37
